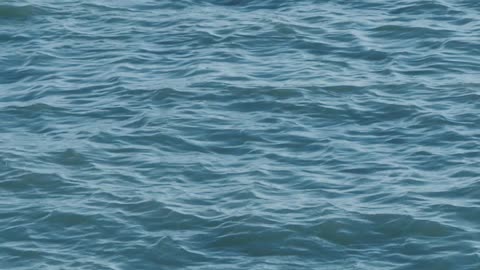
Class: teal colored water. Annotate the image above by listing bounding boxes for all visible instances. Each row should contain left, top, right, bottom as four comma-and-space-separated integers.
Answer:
1, 0, 479, 269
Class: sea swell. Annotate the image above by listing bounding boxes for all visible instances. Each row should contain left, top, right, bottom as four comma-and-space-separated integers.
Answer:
1, 0, 480, 269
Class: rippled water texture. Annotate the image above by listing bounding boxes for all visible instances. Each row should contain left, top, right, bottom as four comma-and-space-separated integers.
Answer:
1, 0, 480, 269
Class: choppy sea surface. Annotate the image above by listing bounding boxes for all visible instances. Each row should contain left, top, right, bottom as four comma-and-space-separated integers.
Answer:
1, 0, 480, 269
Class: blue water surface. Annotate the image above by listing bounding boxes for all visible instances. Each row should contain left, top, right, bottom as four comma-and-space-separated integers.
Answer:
1, 0, 480, 269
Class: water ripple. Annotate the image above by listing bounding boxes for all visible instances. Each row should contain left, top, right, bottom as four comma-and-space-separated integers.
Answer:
1, 0, 480, 269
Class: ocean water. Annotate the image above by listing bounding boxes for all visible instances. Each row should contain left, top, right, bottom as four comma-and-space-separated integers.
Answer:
1, 0, 479, 269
